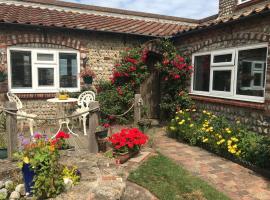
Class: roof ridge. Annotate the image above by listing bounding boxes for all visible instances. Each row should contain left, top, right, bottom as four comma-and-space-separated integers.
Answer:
14, 0, 199, 24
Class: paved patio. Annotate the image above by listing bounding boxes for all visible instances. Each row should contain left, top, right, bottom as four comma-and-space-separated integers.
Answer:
154, 128, 270, 200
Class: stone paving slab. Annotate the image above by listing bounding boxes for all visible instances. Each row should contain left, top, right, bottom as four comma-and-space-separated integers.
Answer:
129, 151, 151, 163
154, 129, 270, 200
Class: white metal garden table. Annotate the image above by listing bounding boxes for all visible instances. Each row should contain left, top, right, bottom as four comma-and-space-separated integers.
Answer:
47, 97, 78, 138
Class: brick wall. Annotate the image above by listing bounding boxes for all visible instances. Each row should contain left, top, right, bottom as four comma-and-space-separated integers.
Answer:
0, 25, 150, 120
219, 0, 235, 17
174, 14, 270, 134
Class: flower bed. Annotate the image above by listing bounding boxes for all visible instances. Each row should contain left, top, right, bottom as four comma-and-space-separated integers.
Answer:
108, 128, 148, 164
168, 109, 270, 171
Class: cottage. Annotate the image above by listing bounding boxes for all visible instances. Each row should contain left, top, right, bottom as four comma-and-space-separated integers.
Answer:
0, 0, 269, 133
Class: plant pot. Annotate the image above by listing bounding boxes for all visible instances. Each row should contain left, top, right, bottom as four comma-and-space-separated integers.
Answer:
0, 81, 8, 93
83, 76, 93, 84
97, 138, 107, 153
22, 163, 35, 195
95, 129, 108, 139
58, 94, 69, 100
114, 150, 139, 164
0, 148, 7, 159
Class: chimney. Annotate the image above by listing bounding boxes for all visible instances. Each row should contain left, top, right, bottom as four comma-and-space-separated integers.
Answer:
219, 0, 236, 17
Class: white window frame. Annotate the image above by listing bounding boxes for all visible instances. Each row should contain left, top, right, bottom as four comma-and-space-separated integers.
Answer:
210, 66, 234, 96
238, 0, 252, 5
211, 49, 235, 66
7, 47, 81, 93
191, 43, 268, 103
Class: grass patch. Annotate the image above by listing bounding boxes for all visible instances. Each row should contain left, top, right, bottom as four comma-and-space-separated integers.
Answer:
128, 154, 230, 200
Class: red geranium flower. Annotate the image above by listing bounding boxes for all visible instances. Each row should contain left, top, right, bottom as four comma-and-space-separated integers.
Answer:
56, 131, 70, 139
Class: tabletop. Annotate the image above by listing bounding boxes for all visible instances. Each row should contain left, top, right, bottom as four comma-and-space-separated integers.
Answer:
47, 98, 78, 103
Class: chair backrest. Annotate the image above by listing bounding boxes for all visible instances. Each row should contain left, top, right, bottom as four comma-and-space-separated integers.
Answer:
6, 92, 23, 110
77, 91, 96, 109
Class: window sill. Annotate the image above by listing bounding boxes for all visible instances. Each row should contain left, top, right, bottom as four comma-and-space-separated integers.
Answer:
189, 94, 265, 110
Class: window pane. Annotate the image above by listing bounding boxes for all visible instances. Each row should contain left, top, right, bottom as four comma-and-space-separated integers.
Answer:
213, 54, 232, 63
38, 68, 54, 86
213, 70, 231, 92
193, 55, 210, 92
11, 51, 32, 88
59, 53, 77, 88
37, 53, 54, 61
236, 48, 267, 97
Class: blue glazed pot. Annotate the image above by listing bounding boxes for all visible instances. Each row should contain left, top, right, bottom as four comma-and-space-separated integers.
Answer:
22, 163, 35, 194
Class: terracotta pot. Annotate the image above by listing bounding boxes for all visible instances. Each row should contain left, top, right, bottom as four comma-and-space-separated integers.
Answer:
0, 81, 8, 93
115, 150, 139, 164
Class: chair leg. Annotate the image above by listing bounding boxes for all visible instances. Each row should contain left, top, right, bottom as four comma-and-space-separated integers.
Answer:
28, 119, 34, 136
20, 121, 24, 132
82, 116, 87, 136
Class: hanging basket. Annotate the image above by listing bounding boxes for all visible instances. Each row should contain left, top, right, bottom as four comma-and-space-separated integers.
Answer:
83, 76, 93, 84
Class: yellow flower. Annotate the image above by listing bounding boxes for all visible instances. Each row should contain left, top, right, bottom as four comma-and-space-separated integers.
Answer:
236, 120, 240, 124
188, 118, 191, 121
178, 120, 185, 125
23, 157, 30, 164
170, 126, 176, 131
201, 127, 206, 131
185, 109, 190, 112
189, 124, 194, 128
175, 116, 179, 120
203, 110, 207, 114
203, 138, 209, 143
192, 109, 196, 112
227, 140, 232, 145
225, 128, 232, 134
207, 112, 211, 115
179, 110, 183, 114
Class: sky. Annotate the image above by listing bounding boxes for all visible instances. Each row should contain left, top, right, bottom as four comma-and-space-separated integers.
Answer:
65, 0, 219, 19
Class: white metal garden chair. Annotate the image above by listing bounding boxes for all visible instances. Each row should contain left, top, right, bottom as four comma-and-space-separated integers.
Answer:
74, 91, 96, 136
6, 92, 36, 136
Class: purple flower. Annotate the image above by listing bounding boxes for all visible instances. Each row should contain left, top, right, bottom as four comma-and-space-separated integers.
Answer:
21, 138, 30, 146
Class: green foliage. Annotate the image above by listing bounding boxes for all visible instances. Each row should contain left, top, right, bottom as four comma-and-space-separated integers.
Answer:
62, 166, 81, 185
96, 80, 134, 124
168, 109, 270, 169
128, 154, 230, 200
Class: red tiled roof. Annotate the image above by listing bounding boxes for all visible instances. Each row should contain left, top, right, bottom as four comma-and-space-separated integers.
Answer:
0, 3, 196, 37
21, 0, 198, 24
176, 3, 270, 35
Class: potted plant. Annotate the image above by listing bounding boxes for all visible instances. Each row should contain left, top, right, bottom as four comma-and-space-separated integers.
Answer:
95, 123, 110, 139
53, 131, 74, 150
0, 134, 7, 159
80, 68, 96, 84
0, 113, 7, 159
108, 128, 148, 164
14, 133, 65, 198
0, 65, 7, 93
58, 90, 69, 100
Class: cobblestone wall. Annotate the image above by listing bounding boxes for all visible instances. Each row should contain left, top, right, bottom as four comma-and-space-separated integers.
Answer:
174, 15, 270, 134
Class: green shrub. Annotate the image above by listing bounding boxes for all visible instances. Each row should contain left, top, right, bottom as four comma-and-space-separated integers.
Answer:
96, 80, 134, 124
168, 109, 270, 169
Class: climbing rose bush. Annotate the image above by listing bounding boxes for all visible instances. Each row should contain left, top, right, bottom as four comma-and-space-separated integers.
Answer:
108, 128, 148, 154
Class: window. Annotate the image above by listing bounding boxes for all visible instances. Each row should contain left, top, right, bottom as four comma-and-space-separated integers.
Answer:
238, 0, 252, 4
8, 48, 80, 93
192, 44, 268, 102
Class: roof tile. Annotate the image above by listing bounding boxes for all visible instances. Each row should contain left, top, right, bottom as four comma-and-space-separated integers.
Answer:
0, 3, 195, 37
